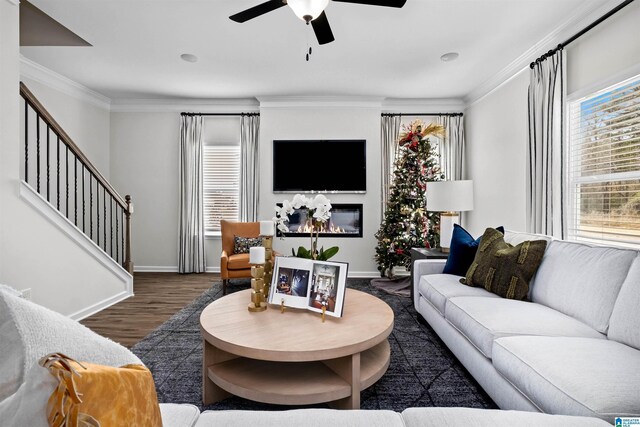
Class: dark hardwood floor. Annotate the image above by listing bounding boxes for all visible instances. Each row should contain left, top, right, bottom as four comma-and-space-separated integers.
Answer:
81, 272, 220, 348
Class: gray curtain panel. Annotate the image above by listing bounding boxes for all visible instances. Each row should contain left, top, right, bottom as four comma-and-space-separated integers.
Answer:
437, 115, 466, 180
239, 114, 260, 222
178, 115, 206, 273
527, 49, 566, 238
381, 115, 402, 214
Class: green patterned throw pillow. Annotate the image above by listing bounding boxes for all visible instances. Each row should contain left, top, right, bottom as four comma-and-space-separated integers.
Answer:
461, 228, 547, 300
233, 236, 263, 254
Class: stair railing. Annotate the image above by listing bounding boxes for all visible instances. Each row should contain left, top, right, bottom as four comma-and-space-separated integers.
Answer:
20, 82, 133, 274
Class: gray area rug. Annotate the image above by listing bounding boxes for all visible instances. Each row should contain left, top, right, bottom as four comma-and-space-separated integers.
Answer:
132, 278, 496, 412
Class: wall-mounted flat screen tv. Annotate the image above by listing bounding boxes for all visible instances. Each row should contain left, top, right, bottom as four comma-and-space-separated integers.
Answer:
273, 140, 366, 193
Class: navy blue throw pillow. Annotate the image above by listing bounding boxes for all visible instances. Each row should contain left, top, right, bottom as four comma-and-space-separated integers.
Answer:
442, 225, 505, 276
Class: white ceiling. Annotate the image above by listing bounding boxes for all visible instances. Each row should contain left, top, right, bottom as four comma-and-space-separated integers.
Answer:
21, 0, 609, 101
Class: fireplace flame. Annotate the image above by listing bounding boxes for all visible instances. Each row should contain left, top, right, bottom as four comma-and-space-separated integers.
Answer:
295, 223, 346, 234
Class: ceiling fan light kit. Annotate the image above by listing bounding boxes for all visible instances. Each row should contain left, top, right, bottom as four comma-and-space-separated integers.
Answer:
288, 0, 330, 23
230, 0, 406, 46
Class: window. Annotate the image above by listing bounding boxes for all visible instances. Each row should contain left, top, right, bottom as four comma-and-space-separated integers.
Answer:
567, 75, 640, 248
203, 145, 240, 233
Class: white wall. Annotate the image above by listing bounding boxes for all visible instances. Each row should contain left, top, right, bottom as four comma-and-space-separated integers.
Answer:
567, 1, 640, 96
110, 106, 383, 276
0, 2, 129, 318
259, 104, 382, 276
464, 1, 640, 236
109, 113, 243, 271
109, 112, 187, 270
464, 72, 529, 236
19, 76, 111, 177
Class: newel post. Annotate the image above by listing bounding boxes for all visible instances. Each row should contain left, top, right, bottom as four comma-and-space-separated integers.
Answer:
124, 194, 134, 274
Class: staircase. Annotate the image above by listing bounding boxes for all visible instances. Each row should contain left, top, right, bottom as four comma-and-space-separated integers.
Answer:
19, 82, 133, 274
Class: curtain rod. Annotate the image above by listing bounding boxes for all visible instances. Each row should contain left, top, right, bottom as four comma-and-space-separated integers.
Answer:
381, 112, 463, 117
180, 112, 259, 117
530, 0, 635, 68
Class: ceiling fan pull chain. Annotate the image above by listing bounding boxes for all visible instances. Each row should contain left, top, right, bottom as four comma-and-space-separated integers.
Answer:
306, 23, 312, 62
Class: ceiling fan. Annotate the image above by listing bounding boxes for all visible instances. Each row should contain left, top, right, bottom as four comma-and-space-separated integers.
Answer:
230, 0, 407, 45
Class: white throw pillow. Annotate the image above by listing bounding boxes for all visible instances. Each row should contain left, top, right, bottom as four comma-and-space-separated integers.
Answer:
0, 288, 140, 404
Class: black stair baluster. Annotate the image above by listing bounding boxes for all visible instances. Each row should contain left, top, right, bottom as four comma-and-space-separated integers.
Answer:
116, 205, 119, 263
36, 114, 40, 193
74, 157, 78, 226
121, 206, 124, 265
90, 175, 93, 240
25, 101, 28, 183
97, 183, 100, 247
56, 136, 60, 210
110, 197, 113, 257
65, 146, 69, 219
46, 125, 50, 201
103, 188, 106, 251
82, 165, 86, 233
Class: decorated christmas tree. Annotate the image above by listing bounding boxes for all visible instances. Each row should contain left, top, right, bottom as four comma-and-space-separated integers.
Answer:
375, 120, 445, 277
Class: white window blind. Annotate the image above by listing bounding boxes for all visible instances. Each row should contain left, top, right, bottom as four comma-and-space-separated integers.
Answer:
203, 145, 240, 232
568, 75, 640, 248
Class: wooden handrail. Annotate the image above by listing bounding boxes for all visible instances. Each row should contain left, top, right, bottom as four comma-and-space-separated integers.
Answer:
19, 82, 127, 209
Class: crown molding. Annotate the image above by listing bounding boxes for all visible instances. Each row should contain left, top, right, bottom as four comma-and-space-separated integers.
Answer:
382, 98, 465, 113
464, 0, 629, 108
4, 0, 20, 6
257, 96, 384, 109
20, 56, 111, 110
110, 98, 259, 113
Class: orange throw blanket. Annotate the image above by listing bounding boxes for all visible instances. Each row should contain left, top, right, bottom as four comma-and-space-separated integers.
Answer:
40, 353, 162, 427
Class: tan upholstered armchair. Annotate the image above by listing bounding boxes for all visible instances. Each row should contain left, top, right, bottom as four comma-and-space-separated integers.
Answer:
220, 220, 261, 295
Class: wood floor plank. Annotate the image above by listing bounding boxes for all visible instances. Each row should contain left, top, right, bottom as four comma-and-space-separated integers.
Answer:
81, 272, 221, 348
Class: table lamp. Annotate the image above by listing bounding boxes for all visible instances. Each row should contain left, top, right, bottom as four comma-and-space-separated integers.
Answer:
426, 180, 474, 252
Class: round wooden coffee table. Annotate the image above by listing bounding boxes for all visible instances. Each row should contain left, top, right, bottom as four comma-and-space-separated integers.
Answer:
200, 288, 394, 409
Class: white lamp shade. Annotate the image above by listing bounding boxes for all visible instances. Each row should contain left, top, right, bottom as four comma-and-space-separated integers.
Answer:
426, 180, 474, 212
287, 0, 329, 21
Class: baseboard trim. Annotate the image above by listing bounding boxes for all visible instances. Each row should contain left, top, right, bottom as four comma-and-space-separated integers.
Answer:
69, 290, 133, 321
348, 271, 380, 278
134, 265, 222, 273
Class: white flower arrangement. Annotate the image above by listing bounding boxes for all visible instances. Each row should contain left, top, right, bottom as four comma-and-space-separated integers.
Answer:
274, 194, 332, 232
274, 194, 338, 261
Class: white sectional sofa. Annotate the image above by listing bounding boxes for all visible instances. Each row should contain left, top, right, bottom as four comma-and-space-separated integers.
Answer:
413, 230, 640, 424
0, 276, 617, 427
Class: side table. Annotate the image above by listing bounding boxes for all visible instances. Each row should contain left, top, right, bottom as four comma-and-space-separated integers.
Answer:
410, 248, 448, 304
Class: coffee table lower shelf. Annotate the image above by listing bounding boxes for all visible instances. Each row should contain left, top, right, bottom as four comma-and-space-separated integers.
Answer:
205, 340, 390, 408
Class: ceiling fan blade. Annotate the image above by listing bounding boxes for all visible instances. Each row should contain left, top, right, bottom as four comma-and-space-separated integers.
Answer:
311, 11, 335, 45
332, 0, 406, 7
230, 0, 286, 23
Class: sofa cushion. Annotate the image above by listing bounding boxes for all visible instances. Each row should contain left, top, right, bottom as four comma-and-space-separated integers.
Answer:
401, 407, 611, 427
442, 224, 504, 276
609, 254, 640, 349
531, 240, 637, 333
194, 408, 405, 427
503, 230, 553, 246
159, 403, 200, 427
461, 228, 547, 300
493, 336, 640, 421
419, 274, 499, 315
445, 297, 604, 358
227, 253, 251, 270
0, 288, 140, 403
